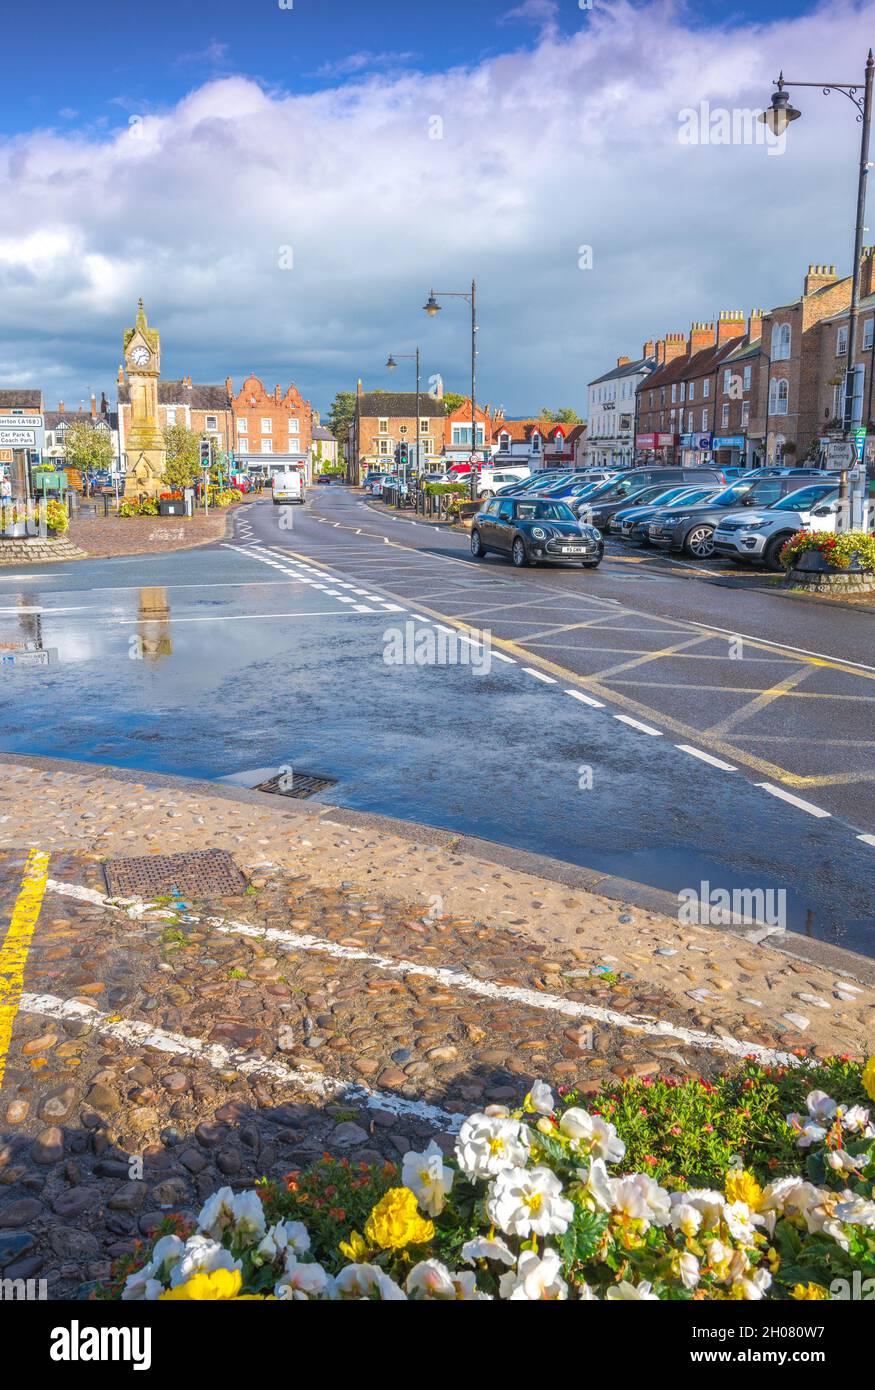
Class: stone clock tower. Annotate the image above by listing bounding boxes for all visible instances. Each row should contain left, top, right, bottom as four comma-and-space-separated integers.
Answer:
122, 298, 166, 498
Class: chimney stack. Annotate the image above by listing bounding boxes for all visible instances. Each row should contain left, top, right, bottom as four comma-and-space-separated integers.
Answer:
357, 378, 363, 397
617, 355, 631, 367
662, 332, 688, 364
688, 321, 716, 355
90, 393, 97, 418
747, 307, 764, 343
58, 400, 65, 413
803, 263, 838, 296
100, 391, 108, 414
643, 340, 656, 358
117, 364, 125, 386
860, 247, 875, 299
716, 310, 746, 347
275, 385, 282, 403
225, 376, 233, 396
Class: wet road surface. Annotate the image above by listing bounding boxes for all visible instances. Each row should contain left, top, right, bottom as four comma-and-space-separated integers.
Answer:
0, 489, 873, 955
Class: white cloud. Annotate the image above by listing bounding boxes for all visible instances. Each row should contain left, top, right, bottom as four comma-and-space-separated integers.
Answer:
0, 0, 872, 413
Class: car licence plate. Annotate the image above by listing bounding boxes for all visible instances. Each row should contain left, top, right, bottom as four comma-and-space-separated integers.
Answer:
560, 545, 587, 553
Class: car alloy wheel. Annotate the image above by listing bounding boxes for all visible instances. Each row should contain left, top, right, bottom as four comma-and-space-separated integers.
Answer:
512, 537, 528, 567
685, 525, 715, 559
480, 489, 494, 498
471, 529, 485, 558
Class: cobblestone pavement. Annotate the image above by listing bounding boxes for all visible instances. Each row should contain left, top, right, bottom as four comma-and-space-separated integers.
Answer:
66, 507, 233, 560
0, 763, 872, 1296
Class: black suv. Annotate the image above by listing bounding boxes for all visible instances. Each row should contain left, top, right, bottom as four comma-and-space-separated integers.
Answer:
646, 476, 832, 558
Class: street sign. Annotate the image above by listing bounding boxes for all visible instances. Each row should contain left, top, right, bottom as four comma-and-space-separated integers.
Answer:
854, 427, 867, 463
826, 440, 855, 468
0, 429, 36, 447
0, 414, 42, 429
0, 450, 12, 463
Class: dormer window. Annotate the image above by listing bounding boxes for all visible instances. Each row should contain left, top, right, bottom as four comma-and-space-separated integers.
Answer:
532, 433, 541, 452
500, 432, 510, 450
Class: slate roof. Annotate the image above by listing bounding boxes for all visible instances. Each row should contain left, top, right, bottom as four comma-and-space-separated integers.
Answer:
357, 392, 446, 417
117, 381, 232, 409
588, 355, 655, 388
0, 389, 43, 410
44, 411, 118, 430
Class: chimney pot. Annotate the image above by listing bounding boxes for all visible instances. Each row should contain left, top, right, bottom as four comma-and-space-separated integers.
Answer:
58, 400, 64, 413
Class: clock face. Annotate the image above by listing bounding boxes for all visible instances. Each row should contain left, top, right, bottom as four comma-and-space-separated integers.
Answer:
130, 346, 151, 367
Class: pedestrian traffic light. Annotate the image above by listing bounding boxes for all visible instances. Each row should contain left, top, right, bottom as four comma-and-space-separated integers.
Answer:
199, 438, 212, 467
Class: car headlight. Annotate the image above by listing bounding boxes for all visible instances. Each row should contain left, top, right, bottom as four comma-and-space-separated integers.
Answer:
740, 516, 767, 527
670, 515, 690, 526
531, 527, 547, 540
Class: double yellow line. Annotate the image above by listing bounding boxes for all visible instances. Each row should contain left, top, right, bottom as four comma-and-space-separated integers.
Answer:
0, 849, 49, 1089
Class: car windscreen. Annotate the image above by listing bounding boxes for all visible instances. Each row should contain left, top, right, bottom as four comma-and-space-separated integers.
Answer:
665, 488, 717, 507
769, 486, 839, 511
516, 501, 577, 521
708, 481, 756, 506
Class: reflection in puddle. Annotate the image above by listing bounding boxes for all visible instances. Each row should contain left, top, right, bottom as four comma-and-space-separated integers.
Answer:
0, 595, 59, 667
132, 587, 173, 663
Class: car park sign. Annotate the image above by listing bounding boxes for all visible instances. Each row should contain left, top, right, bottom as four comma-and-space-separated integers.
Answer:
0, 413, 45, 451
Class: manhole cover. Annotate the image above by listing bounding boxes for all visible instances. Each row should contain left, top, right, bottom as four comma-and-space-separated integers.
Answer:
104, 849, 247, 898
254, 770, 338, 799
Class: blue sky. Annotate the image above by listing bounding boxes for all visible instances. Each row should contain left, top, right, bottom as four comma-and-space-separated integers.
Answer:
0, 0, 871, 417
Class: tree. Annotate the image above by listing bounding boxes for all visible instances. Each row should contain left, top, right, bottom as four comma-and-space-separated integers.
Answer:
541, 407, 582, 424
61, 419, 114, 475
442, 392, 466, 413
162, 423, 202, 492
326, 390, 357, 464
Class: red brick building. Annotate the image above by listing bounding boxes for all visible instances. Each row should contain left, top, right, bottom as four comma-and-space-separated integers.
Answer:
230, 375, 313, 477
117, 372, 233, 464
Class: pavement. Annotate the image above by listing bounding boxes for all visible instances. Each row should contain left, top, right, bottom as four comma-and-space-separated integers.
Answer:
0, 764, 872, 1296
0, 487, 873, 958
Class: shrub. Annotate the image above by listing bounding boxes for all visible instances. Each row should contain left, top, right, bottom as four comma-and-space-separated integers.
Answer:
43, 499, 68, 533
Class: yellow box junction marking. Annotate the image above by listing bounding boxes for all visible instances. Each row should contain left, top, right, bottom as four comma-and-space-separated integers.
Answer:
0, 849, 50, 1089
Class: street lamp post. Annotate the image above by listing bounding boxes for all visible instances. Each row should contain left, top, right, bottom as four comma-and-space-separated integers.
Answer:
761, 50, 874, 524
423, 280, 479, 498
386, 347, 421, 495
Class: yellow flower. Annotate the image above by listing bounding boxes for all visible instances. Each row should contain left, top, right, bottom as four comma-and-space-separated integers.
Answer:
339, 1230, 369, 1262
862, 1057, 875, 1103
160, 1269, 246, 1300
364, 1187, 435, 1250
790, 1282, 829, 1301
724, 1170, 763, 1210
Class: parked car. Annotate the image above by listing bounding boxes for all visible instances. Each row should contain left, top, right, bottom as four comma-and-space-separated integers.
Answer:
580, 481, 722, 533
477, 468, 531, 497
713, 481, 842, 569
495, 471, 571, 496
470, 496, 604, 568
609, 486, 719, 539
646, 476, 834, 558
570, 467, 726, 519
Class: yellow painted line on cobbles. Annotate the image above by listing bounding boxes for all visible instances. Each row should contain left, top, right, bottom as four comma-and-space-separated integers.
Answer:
0, 848, 50, 1089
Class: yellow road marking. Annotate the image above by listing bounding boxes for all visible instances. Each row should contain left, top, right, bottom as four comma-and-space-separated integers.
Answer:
703, 668, 812, 738
0, 849, 50, 1089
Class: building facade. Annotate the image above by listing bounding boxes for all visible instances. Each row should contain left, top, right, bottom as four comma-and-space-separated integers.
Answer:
118, 373, 233, 471
44, 394, 120, 471
310, 424, 339, 472
587, 351, 654, 469
230, 376, 312, 478
350, 384, 447, 480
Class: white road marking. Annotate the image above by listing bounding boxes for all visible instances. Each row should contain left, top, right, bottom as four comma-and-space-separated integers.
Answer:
858, 833, 875, 847
491, 652, 516, 664
43, 879, 805, 1066
756, 783, 831, 818
564, 689, 605, 708
19, 992, 459, 1130
614, 715, 662, 735
522, 667, 558, 684
676, 745, 737, 771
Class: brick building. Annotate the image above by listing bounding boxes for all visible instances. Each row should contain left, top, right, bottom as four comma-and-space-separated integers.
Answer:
231, 375, 313, 478
44, 393, 120, 471
811, 251, 875, 467
749, 264, 854, 466
441, 396, 494, 464
350, 384, 447, 480
117, 371, 233, 466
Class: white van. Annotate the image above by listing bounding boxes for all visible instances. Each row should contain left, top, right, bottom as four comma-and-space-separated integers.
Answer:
272, 470, 304, 505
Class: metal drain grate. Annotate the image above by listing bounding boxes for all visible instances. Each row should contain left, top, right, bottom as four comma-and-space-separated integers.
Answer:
104, 849, 247, 898
254, 770, 338, 799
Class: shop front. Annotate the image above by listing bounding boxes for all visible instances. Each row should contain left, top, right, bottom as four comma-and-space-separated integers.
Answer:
679, 431, 712, 467
635, 431, 678, 464
711, 434, 747, 470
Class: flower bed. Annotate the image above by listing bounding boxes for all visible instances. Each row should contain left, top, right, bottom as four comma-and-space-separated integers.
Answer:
106, 1057, 875, 1301
780, 530, 875, 573
118, 497, 159, 517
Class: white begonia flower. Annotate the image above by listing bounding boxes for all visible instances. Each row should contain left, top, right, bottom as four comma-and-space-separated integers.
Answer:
196, 1185, 237, 1239
559, 1107, 626, 1163
835, 1194, 875, 1228
576, 1157, 614, 1212
528, 1080, 555, 1115
460, 1235, 516, 1267
826, 1149, 864, 1173
231, 1190, 266, 1241
168, 1235, 241, 1288
605, 1279, 659, 1300
274, 1258, 333, 1301
676, 1251, 701, 1290
578, 1282, 599, 1300
405, 1259, 487, 1301
455, 1112, 531, 1179
487, 1164, 574, 1238
122, 1233, 186, 1299
787, 1116, 829, 1149
333, 1263, 407, 1301
499, 1248, 568, 1301
760, 1177, 821, 1217
723, 1200, 761, 1244
669, 1201, 702, 1239
706, 1239, 731, 1276
734, 1268, 772, 1300
840, 1105, 873, 1136
806, 1090, 838, 1123
254, 1219, 311, 1267
607, 1173, 671, 1231
675, 1188, 726, 1231
401, 1140, 454, 1217
628, 1173, 672, 1229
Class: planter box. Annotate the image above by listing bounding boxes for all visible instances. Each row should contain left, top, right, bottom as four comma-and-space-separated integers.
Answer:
158, 499, 185, 516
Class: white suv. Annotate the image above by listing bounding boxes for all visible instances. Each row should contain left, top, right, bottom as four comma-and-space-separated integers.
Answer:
713, 482, 840, 570
477, 468, 531, 497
